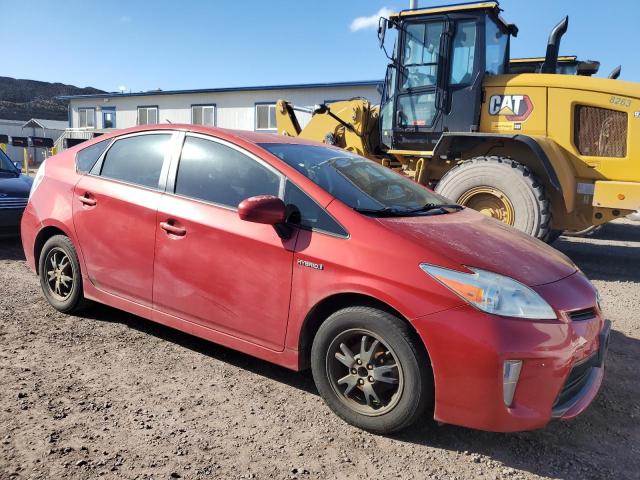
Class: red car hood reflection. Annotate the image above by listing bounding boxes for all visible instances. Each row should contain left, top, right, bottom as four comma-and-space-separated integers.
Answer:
377, 209, 577, 287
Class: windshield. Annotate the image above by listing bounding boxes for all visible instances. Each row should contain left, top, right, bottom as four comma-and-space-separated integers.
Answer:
259, 143, 451, 213
0, 149, 19, 173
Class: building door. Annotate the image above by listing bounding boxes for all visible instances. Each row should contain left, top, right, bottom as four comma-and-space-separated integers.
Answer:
102, 107, 116, 129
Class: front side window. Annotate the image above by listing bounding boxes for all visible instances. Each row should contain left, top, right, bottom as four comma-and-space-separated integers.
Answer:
99, 134, 171, 188
78, 108, 95, 128
255, 104, 277, 130
175, 136, 280, 208
485, 18, 508, 76
137, 106, 158, 125
450, 20, 478, 85
260, 143, 448, 212
192, 105, 215, 126
76, 139, 111, 173
401, 21, 443, 90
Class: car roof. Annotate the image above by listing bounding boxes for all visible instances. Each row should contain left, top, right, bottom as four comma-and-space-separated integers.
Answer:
86, 124, 326, 148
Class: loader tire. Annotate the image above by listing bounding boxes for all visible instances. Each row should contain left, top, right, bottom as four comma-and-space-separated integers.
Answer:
435, 156, 551, 241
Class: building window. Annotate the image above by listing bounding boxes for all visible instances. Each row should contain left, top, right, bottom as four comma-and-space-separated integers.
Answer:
255, 104, 277, 130
137, 106, 158, 125
191, 105, 215, 126
78, 108, 95, 128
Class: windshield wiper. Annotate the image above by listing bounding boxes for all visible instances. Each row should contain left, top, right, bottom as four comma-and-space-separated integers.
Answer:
354, 203, 464, 217
353, 206, 410, 217
0, 167, 18, 174
405, 203, 464, 214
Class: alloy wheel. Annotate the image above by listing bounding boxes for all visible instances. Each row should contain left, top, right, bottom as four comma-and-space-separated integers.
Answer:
326, 329, 404, 416
45, 248, 74, 301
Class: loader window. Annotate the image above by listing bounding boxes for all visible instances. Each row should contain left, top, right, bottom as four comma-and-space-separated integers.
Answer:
485, 18, 508, 75
401, 21, 443, 90
450, 21, 477, 85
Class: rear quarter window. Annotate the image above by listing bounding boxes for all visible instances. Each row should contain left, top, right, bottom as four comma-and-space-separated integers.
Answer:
76, 140, 111, 173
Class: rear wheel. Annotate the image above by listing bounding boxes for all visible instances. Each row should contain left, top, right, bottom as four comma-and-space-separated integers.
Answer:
38, 235, 88, 314
435, 156, 551, 241
311, 307, 432, 434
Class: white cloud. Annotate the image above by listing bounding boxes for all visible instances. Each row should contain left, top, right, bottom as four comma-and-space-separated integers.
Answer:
350, 7, 393, 32
119, 15, 132, 24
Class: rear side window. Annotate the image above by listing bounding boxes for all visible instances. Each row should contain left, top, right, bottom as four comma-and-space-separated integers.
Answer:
99, 134, 172, 189
175, 136, 280, 208
76, 140, 110, 173
284, 181, 347, 237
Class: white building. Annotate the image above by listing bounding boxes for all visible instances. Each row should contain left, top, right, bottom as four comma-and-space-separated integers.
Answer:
59, 80, 382, 146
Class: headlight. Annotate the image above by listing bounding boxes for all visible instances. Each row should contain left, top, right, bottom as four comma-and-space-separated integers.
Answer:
420, 264, 557, 320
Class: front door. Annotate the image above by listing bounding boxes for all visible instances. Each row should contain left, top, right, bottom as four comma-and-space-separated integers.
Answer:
102, 107, 116, 129
72, 132, 175, 306
152, 134, 296, 350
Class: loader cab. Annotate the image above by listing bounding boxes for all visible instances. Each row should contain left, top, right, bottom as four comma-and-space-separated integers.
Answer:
378, 2, 516, 152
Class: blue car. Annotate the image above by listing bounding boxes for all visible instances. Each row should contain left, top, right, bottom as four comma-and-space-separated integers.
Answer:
0, 149, 33, 236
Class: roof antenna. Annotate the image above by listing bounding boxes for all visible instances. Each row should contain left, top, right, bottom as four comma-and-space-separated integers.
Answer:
166, 119, 172, 124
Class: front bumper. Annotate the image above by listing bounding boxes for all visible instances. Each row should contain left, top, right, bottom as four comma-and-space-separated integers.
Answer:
551, 319, 610, 419
414, 272, 607, 432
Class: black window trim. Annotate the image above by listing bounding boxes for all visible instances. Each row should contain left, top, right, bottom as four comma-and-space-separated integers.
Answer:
88, 130, 179, 192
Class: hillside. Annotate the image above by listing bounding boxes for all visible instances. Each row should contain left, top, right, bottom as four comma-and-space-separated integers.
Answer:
0, 76, 105, 121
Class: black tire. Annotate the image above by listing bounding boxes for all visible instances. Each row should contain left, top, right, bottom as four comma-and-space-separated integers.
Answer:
38, 235, 88, 314
544, 229, 564, 243
435, 156, 551, 241
311, 307, 432, 434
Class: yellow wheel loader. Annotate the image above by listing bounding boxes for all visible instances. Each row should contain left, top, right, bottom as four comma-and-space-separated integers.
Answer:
276, 1, 639, 241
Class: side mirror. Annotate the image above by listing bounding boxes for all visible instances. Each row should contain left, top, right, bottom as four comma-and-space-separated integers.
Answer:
378, 17, 388, 49
238, 195, 286, 225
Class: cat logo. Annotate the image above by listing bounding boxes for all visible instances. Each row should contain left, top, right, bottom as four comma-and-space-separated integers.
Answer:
488, 95, 534, 122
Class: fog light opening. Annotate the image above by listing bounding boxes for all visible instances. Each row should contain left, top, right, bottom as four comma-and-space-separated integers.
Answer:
503, 360, 523, 407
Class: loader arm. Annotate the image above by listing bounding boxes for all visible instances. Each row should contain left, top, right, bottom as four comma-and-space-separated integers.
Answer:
275, 99, 381, 160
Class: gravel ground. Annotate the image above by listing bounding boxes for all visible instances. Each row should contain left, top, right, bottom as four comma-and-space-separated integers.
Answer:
1, 220, 639, 480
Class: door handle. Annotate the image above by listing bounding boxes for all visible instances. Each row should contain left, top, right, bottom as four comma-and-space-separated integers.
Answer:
78, 194, 97, 206
160, 221, 186, 236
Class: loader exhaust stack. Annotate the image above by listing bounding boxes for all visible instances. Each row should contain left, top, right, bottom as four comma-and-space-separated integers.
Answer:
541, 16, 569, 74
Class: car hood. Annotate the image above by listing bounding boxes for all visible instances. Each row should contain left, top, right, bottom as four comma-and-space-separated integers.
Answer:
376, 209, 577, 287
0, 173, 33, 198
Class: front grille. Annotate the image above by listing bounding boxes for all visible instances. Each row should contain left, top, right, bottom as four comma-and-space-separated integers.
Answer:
0, 197, 28, 210
574, 105, 627, 157
569, 308, 597, 322
553, 353, 598, 408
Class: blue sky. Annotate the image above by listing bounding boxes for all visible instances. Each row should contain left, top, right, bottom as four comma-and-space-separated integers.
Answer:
1, 0, 637, 91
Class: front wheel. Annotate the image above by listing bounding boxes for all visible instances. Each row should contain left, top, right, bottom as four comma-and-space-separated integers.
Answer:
311, 307, 432, 434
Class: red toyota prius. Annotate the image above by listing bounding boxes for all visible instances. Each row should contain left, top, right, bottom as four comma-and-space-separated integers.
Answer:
21, 124, 609, 434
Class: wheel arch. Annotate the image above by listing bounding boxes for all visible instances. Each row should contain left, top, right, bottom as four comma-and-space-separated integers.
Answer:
433, 133, 577, 213
33, 224, 72, 275
296, 292, 429, 371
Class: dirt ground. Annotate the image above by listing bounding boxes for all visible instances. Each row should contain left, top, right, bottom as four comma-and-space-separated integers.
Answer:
1, 220, 639, 480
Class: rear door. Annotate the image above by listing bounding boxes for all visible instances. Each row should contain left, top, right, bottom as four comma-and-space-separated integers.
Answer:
152, 133, 296, 350
73, 131, 177, 306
